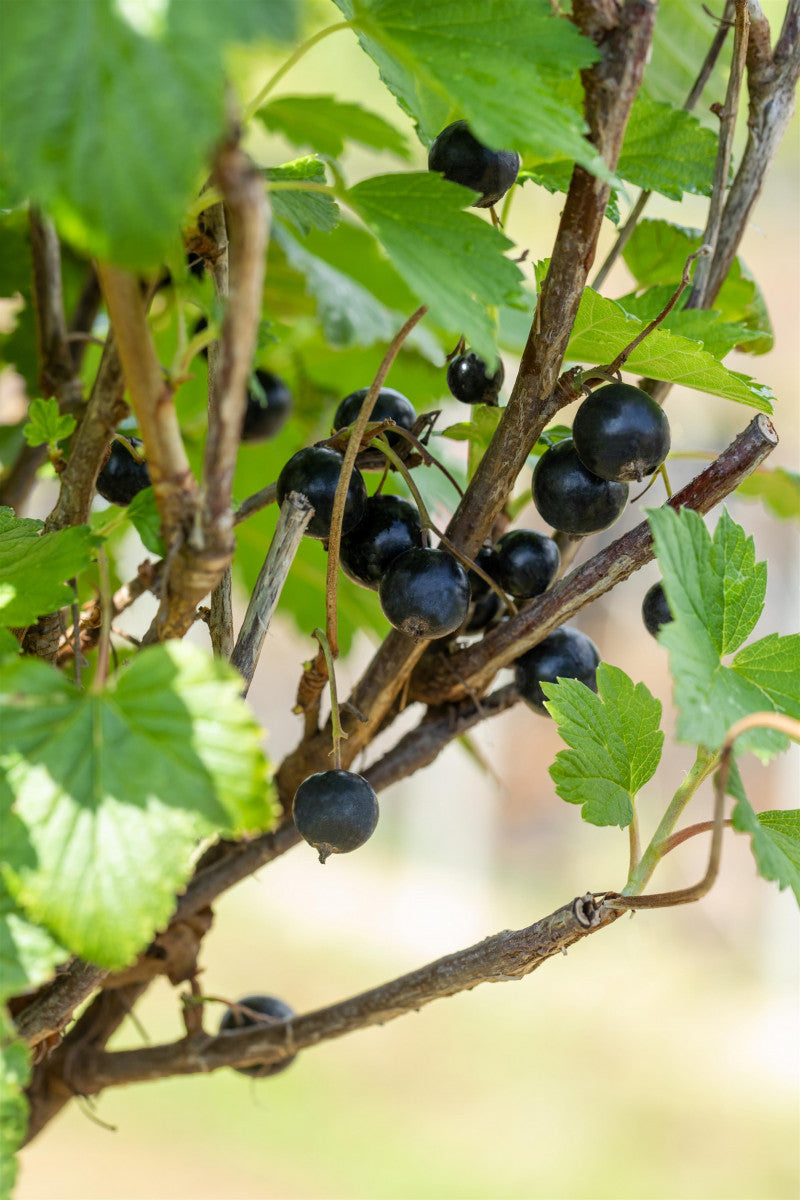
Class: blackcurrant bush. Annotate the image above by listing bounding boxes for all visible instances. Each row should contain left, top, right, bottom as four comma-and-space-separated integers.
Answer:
96, 437, 151, 506
447, 352, 504, 406
464, 590, 500, 634
340, 494, 423, 590
428, 120, 520, 208
493, 530, 560, 600
379, 547, 470, 641
277, 446, 367, 541
532, 439, 628, 535
293, 769, 379, 863
218, 994, 297, 1078
515, 626, 601, 716
333, 387, 416, 448
572, 382, 671, 482
642, 580, 674, 638
242, 370, 293, 443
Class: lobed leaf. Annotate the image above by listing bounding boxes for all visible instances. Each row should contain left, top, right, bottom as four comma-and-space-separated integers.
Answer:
732, 805, 800, 906
567, 288, 774, 410
0, 643, 277, 968
22, 397, 76, 449
0, 1010, 30, 1200
0, 877, 65, 1004
544, 664, 664, 828
0, 508, 98, 628
258, 95, 411, 160
347, 173, 523, 361
736, 468, 800, 525
649, 507, 800, 760
616, 96, 717, 200
266, 158, 340, 236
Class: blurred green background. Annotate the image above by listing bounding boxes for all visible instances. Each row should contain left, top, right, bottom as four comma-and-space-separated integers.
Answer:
14, 2, 800, 1197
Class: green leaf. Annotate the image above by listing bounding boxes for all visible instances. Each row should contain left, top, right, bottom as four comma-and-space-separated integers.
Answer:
736, 468, 800, 525
0, 877, 65, 1003
616, 96, 717, 200
0, 0, 226, 267
617, 288, 763, 360
622, 219, 774, 354
347, 173, 523, 361
0, 508, 98, 627
0, 211, 36, 394
258, 95, 410, 160
0, 643, 276, 968
520, 164, 620, 225
648, 506, 799, 760
567, 287, 774, 410
22, 397, 76, 449
732, 804, 800, 906
126, 487, 165, 557
0, 630, 20, 662
544, 664, 664, 828
334, 0, 611, 181
438, 406, 503, 458
272, 224, 440, 361
0, 1010, 30, 1200
266, 157, 340, 236
167, 0, 300, 44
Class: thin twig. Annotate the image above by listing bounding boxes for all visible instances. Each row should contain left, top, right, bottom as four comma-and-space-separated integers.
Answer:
605, 713, 800, 909
230, 493, 314, 695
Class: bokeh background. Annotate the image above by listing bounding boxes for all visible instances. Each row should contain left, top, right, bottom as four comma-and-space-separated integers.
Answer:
14, 3, 799, 1197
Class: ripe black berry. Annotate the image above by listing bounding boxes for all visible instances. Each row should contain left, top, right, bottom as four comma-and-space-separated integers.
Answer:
532, 439, 628, 535
428, 121, 520, 208
340, 494, 423, 590
463, 546, 502, 633
464, 590, 500, 634
333, 387, 415, 448
218, 994, 297, 1078
572, 383, 671, 482
447, 352, 504, 405
467, 546, 500, 603
96, 437, 151, 506
493, 530, 560, 600
379, 547, 470, 641
515, 626, 601, 716
642, 580, 674, 638
277, 446, 367, 541
242, 370, 293, 443
293, 769, 379, 863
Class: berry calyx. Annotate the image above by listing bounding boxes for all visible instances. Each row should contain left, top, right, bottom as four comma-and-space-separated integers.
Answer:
277, 446, 367, 541
96, 437, 151, 506
514, 626, 601, 716
532, 439, 628, 535
242, 370, 293, 443
293, 769, 379, 863
447, 352, 504, 405
333, 387, 416, 448
340, 494, 424, 590
572, 382, 671, 482
492, 530, 560, 600
428, 121, 520, 208
642, 580, 674, 638
218, 995, 297, 1077
379, 547, 470, 641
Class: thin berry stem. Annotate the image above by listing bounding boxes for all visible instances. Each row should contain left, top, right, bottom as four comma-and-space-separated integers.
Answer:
312, 628, 346, 769
243, 22, 353, 120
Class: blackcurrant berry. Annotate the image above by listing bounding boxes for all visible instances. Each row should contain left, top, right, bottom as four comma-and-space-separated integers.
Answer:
515, 626, 601, 716
96, 437, 151, 506
642, 580, 674, 638
333, 387, 415, 448
572, 382, 671, 482
428, 121, 520, 208
242, 370, 293, 443
467, 545, 500, 603
464, 590, 500, 634
447, 352, 504, 406
379, 547, 470, 641
218, 994, 297, 1078
277, 446, 367, 541
532, 439, 628, 535
293, 769, 379, 863
493, 530, 560, 600
340, 494, 423, 590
